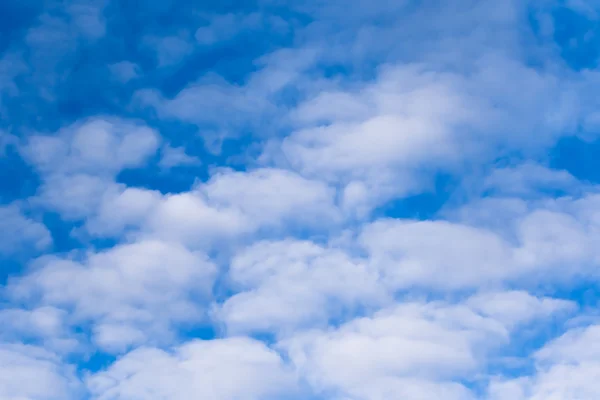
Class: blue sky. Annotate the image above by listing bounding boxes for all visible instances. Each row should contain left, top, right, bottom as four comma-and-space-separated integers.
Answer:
1, 0, 600, 399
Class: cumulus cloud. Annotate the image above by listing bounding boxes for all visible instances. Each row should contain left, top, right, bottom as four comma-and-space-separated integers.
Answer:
281, 294, 571, 400
2, 0, 600, 398
9, 240, 216, 353
0, 307, 79, 354
87, 337, 298, 400
22, 118, 160, 220
489, 324, 600, 399
217, 238, 383, 335
0, 343, 81, 400
31, 164, 339, 248
24, 118, 160, 177
0, 204, 52, 256
136, 47, 318, 143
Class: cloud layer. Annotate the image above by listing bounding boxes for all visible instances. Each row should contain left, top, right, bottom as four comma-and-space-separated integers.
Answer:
1, 0, 600, 399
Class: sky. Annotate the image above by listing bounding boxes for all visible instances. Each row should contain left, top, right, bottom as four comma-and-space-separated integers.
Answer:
1, 0, 600, 399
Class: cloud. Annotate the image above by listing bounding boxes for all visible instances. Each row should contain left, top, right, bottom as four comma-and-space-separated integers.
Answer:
2, 0, 600, 398
281, 293, 570, 400
35, 166, 339, 248
0, 307, 79, 354
158, 144, 201, 169
131, 167, 338, 246
0, 203, 52, 256
482, 163, 581, 197
363, 191, 600, 291
270, 57, 582, 213
360, 219, 513, 290
201, 168, 340, 229
217, 238, 383, 335
24, 118, 160, 177
87, 337, 298, 400
136, 47, 317, 144
0, 343, 81, 400
22, 118, 160, 220
9, 240, 216, 353
489, 324, 600, 399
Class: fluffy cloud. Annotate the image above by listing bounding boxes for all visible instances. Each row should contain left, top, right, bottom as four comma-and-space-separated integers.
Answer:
482, 163, 581, 198
24, 118, 160, 177
281, 293, 571, 400
87, 337, 298, 400
0, 203, 52, 256
2, 0, 600, 399
0, 343, 81, 400
360, 219, 514, 290
217, 238, 383, 335
22, 118, 160, 220
272, 57, 582, 214
201, 168, 339, 229
358, 189, 600, 291
489, 324, 600, 399
9, 240, 216, 353
136, 47, 317, 145
44, 166, 339, 247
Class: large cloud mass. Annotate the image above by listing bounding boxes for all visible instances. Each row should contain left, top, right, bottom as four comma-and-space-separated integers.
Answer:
0, 0, 599, 399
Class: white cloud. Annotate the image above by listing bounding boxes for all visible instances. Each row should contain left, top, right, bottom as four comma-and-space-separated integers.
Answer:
9, 240, 216, 353
24, 118, 160, 176
482, 163, 581, 197
0, 343, 80, 400
0, 307, 79, 354
136, 47, 317, 143
141, 168, 339, 248
87, 337, 298, 400
281, 293, 569, 400
22, 118, 160, 221
270, 56, 581, 213
489, 324, 600, 399
0, 203, 52, 255
38, 167, 338, 248
138, 190, 251, 249
35, 174, 118, 220
217, 238, 383, 335
357, 191, 600, 291
466, 291, 576, 328
84, 184, 163, 237
159, 145, 200, 169
360, 219, 515, 290
4, 1, 600, 399
202, 168, 340, 229
281, 65, 481, 178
